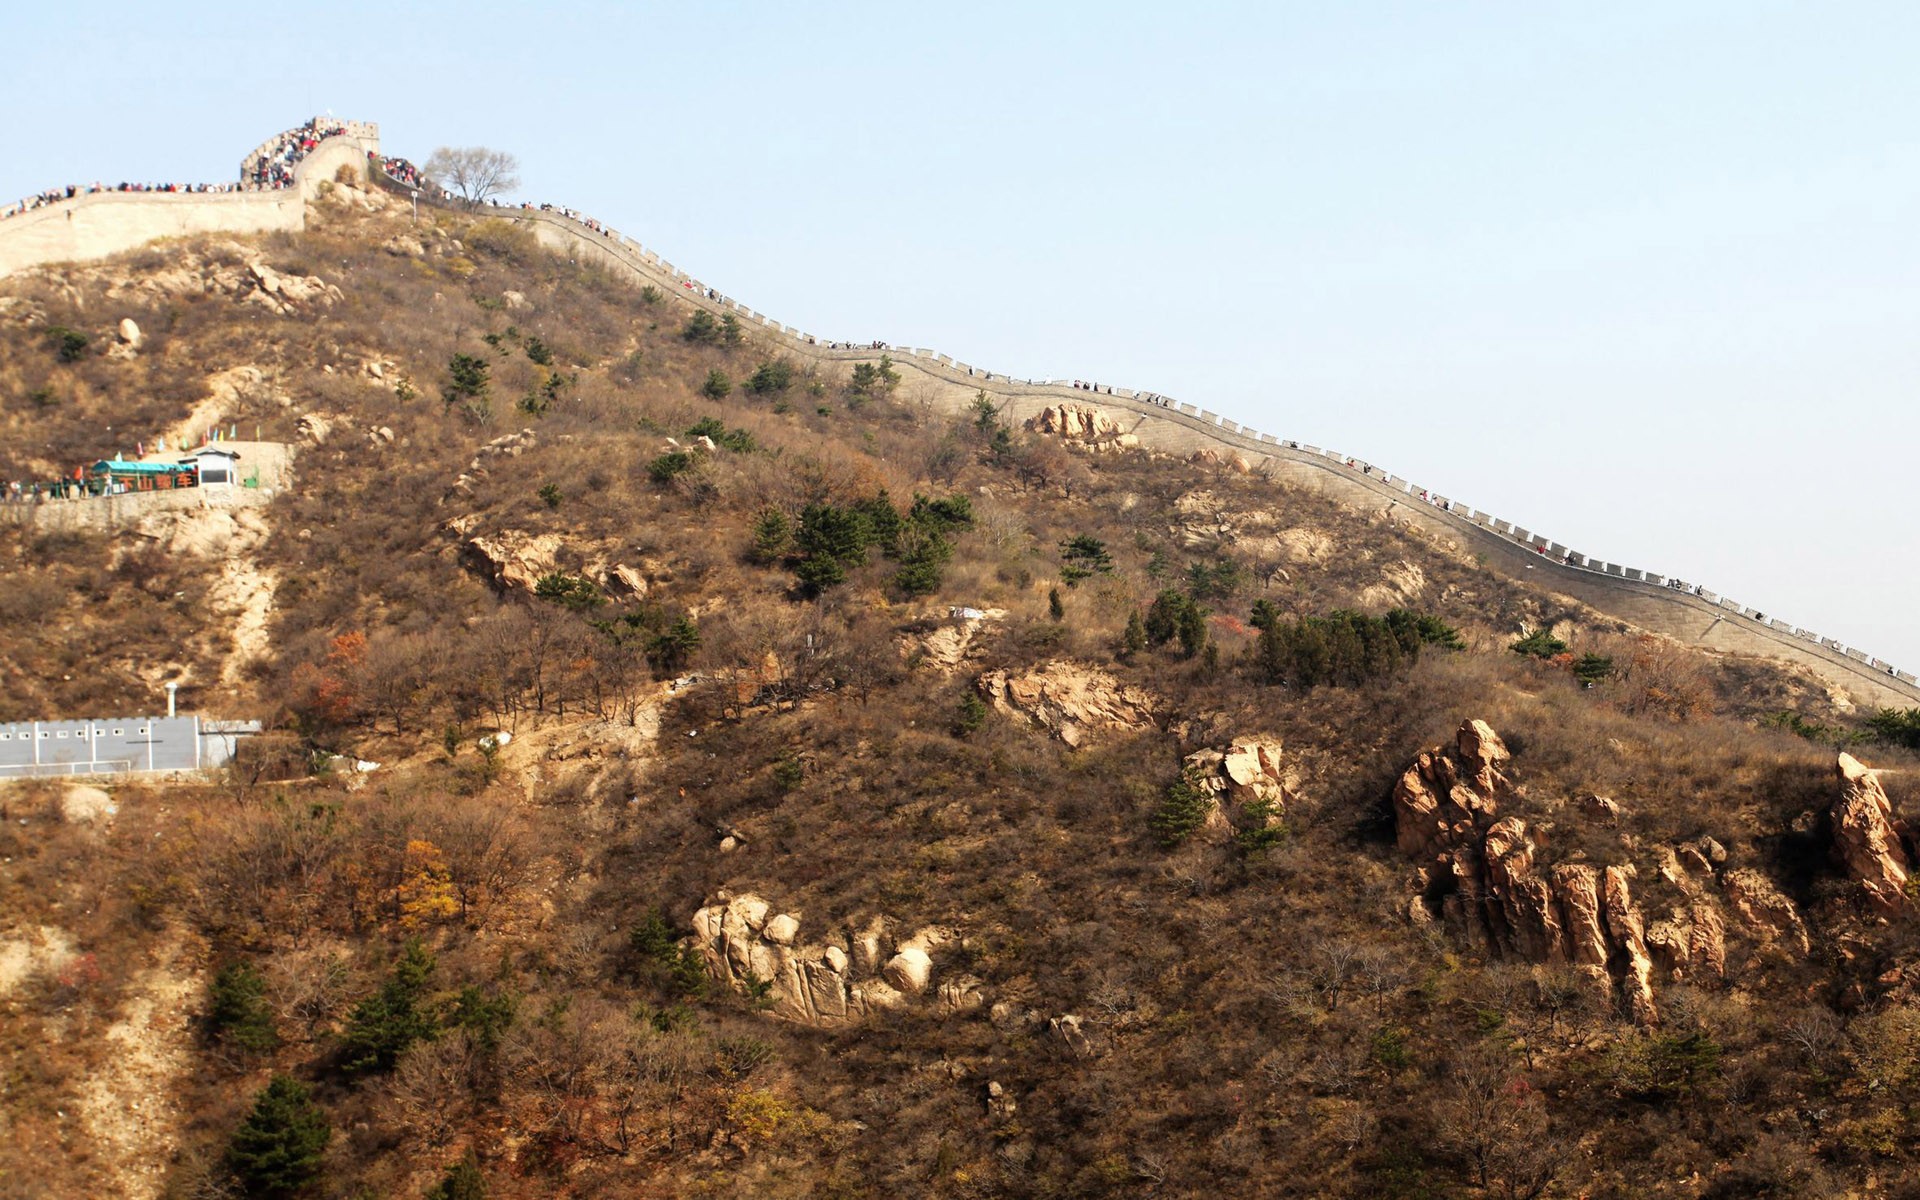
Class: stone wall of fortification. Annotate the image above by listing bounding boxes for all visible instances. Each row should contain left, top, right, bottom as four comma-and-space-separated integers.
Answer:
493, 202, 1920, 710
0, 191, 303, 277
0, 125, 378, 277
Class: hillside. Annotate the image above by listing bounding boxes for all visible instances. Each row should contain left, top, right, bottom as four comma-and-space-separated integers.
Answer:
4, 153, 1920, 1200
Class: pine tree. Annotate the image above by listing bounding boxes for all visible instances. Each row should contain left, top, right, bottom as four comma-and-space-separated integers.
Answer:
749, 506, 791, 563
1122, 611, 1148, 658
425, 1152, 487, 1200
208, 961, 280, 1055
1151, 770, 1214, 848
340, 938, 437, 1075
1176, 601, 1210, 659
226, 1075, 330, 1197
1048, 587, 1065, 621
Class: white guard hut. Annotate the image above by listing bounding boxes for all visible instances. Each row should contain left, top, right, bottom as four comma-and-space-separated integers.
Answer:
183, 447, 241, 488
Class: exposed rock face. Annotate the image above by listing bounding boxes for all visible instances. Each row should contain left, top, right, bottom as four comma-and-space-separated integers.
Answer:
1357, 560, 1429, 610
1723, 868, 1811, 956
1831, 753, 1910, 915
1603, 866, 1658, 1025
977, 662, 1159, 747
1027, 403, 1123, 442
241, 259, 344, 316
690, 893, 964, 1027
911, 608, 1008, 674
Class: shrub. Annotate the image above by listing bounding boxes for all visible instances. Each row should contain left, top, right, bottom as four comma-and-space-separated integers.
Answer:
1184, 558, 1246, 601
533, 572, 603, 611
227, 1075, 330, 1196
631, 907, 708, 998
1384, 608, 1464, 651
639, 285, 662, 305
45, 325, 89, 363
425, 1152, 487, 1200
701, 369, 732, 400
524, 336, 553, 366
721, 313, 744, 345
1049, 587, 1065, 621
647, 615, 701, 674
537, 483, 562, 509
687, 415, 754, 452
1573, 653, 1615, 686
1510, 628, 1568, 659
1868, 708, 1920, 751
649, 449, 700, 483
1151, 769, 1213, 848
792, 497, 898, 593
750, 507, 792, 563
683, 311, 723, 344
953, 692, 989, 738
1145, 589, 1189, 647
745, 360, 794, 394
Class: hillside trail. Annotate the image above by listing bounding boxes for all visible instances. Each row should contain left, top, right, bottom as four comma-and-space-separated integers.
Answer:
77, 938, 197, 1200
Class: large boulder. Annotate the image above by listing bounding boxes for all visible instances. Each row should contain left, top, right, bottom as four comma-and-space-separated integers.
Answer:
1831, 753, 1910, 915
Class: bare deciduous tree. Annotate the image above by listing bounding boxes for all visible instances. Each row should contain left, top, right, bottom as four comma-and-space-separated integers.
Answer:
424, 146, 521, 208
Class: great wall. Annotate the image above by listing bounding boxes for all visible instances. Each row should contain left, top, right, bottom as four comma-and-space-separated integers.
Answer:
5, 119, 1917, 710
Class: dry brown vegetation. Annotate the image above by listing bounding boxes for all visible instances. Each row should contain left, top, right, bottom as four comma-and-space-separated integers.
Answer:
2, 184, 1919, 1199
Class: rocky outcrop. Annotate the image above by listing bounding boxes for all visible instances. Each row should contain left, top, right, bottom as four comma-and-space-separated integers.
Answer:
241, 259, 344, 316
1182, 737, 1293, 840
1396, 719, 1672, 1023
1831, 753, 1910, 915
1394, 718, 1508, 861
454, 526, 564, 594
977, 662, 1159, 748
446, 427, 537, 498
1603, 866, 1658, 1025
689, 893, 966, 1027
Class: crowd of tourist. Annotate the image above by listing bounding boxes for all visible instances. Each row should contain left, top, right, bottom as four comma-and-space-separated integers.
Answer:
374, 153, 423, 189
4, 180, 254, 221
241, 116, 353, 189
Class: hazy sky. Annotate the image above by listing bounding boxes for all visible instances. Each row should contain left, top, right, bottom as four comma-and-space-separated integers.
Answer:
7, 2, 1916, 675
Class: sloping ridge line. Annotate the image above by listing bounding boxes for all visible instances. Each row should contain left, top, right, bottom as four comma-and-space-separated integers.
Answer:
1, 150, 1904, 709
413, 190, 1914, 710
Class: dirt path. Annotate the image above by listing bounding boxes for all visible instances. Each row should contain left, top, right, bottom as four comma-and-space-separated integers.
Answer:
77, 943, 197, 1200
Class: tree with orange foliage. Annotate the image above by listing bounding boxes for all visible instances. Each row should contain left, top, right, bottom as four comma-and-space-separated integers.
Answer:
398, 839, 460, 927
